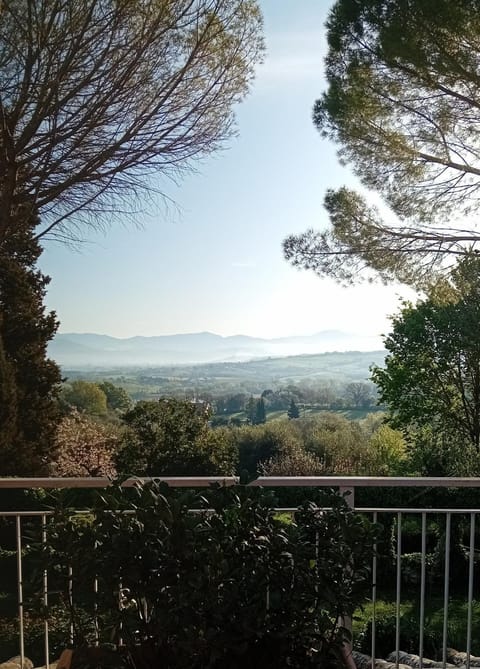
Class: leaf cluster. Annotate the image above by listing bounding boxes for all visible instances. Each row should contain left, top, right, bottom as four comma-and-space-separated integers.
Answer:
371, 254, 480, 457
116, 398, 238, 476
285, 0, 480, 285
36, 482, 379, 669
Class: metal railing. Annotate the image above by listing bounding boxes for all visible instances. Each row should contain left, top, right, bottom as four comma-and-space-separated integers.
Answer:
2, 476, 480, 668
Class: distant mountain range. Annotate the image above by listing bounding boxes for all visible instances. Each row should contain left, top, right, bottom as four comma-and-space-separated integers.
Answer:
48, 330, 384, 369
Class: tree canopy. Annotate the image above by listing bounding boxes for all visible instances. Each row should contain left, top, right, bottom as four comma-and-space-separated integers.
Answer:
0, 208, 61, 474
63, 380, 108, 416
372, 254, 480, 458
0, 0, 264, 244
0, 0, 263, 469
284, 0, 480, 285
116, 398, 237, 476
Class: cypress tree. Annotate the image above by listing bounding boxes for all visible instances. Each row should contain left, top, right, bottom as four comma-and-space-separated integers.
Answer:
287, 399, 300, 420
0, 208, 62, 474
254, 398, 267, 425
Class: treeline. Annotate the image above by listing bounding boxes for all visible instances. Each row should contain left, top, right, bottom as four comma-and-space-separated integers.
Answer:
62, 378, 378, 417
28, 380, 408, 480
211, 381, 379, 425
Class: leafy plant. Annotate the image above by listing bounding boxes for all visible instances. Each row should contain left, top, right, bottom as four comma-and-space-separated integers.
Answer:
35, 482, 379, 669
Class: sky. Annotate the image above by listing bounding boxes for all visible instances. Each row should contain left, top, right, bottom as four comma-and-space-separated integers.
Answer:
39, 0, 414, 341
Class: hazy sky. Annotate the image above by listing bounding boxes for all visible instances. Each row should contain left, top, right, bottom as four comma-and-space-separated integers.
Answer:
39, 0, 414, 340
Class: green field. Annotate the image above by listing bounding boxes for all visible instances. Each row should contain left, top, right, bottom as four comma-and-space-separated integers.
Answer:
63, 349, 386, 401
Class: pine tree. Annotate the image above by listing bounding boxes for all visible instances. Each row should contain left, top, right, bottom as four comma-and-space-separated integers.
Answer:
287, 399, 300, 420
0, 208, 62, 474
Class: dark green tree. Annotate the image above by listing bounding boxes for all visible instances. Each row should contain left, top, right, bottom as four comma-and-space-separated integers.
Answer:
372, 255, 480, 470
97, 381, 132, 413
284, 0, 480, 286
254, 397, 267, 425
225, 393, 247, 414
0, 210, 61, 474
116, 398, 237, 476
287, 399, 300, 420
245, 396, 256, 424
0, 324, 17, 450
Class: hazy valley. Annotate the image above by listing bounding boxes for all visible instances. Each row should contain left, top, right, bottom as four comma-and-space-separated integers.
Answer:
49, 330, 384, 368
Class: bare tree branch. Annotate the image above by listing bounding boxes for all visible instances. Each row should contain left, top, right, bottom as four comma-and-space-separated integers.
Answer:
0, 0, 264, 243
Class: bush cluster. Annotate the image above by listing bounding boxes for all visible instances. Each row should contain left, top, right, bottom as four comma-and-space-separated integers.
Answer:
34, 482, 379, 669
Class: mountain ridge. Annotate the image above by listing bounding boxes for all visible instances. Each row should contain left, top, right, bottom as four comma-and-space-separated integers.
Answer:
49, 330, 384, 368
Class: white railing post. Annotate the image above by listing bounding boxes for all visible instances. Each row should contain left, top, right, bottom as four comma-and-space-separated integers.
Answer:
16, 515, 25, 665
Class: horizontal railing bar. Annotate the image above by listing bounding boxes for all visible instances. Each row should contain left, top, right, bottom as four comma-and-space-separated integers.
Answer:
2, 475, 480, 489
273, 507, 480, 513
0, 511, 54, 517
251, 476, 480, 487
355, 508, 480, 513
0, 476, 240, 488
2, 508, 480, 518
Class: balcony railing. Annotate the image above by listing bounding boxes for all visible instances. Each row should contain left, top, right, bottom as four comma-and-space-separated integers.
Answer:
2, 476, 480, 669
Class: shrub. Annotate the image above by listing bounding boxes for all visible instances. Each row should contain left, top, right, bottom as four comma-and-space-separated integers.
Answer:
51, 411, 121, 477
36, 483, 379, 669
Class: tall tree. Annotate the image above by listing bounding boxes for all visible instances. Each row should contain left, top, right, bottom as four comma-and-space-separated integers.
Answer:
245, 396, 256, 424
0, 208, 61, 474
284, 0, 480, 286
371, 254, 480, 466
287, 399, 300, 420
254, 397, 267, 425
0, 0, 263, 466
0, 0, 264, 244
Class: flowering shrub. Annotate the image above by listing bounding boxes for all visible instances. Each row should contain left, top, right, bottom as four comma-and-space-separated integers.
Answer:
51, 411, 120, 477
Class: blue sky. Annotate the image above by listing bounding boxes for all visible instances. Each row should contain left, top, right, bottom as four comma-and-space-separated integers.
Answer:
39, 0, 413, 341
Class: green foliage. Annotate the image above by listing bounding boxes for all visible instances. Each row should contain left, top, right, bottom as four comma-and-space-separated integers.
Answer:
287, 398, 300, 420
66, 351, 387, 403
284, 0, 480, 285
345, 382, 375, 409
372, 255, 480, 468
38, 482, 379, 668
245, 396, 269, 424
234, 421, 303, 476
116, 398, 237, 476
260, 443, 324, 476
62, 380, 108, 416
296, 413, 370, 474
254, 397, 267, 424
231, 413, 407, 478
245, 395, 256, 424
354, 597, 480, 658
98, 381, 132, 413
0, 329, 17, 450
364, 424, 408, 476
0, 607, 72, 664
0, 210, 61, 475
